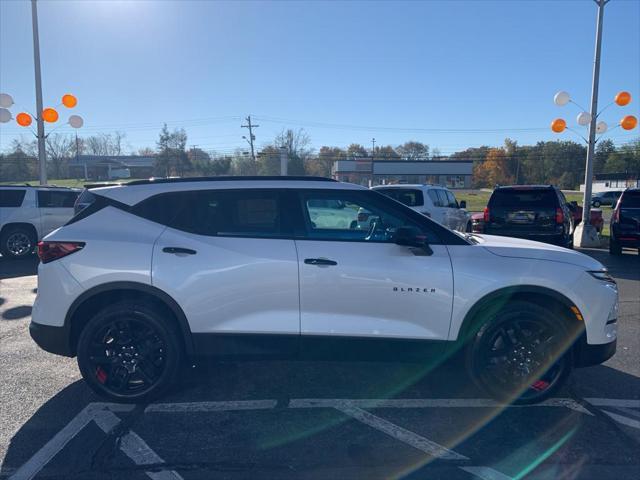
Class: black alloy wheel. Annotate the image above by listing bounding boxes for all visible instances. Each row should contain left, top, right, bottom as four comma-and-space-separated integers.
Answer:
77, 302, 183, 403
467, 302, 572, 404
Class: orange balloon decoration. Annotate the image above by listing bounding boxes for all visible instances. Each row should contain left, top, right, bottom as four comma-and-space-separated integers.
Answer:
16, 112, 32, 127
615, 91, 631, 107
551, 118, 566, 133
62, 94, 77, 108
42, 108, 59, 123
621, 115, 638, 131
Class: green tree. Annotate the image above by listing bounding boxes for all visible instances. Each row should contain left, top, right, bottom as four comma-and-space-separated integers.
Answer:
397, 141, 429, 160
595, 139, 616, 174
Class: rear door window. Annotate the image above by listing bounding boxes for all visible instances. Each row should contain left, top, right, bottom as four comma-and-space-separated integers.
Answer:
135, 189, 285, 238
427, 190, 441, 207
620, 191, 640, 208
0, 189, 26, 207
436, 190, 449, 208
375, 188, 424, 207
489, 189, 557, 209
37, 190, 78, 208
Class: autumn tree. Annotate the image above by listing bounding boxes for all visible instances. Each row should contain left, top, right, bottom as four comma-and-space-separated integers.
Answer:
473, 148, 513, 187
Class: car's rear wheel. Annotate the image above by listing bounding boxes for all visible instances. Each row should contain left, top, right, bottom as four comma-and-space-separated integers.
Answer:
592, 200, 601, 208
609, 238, 622, 255
0, 226, 35, 259
77, 301, 183, 403
466, 301, 572, 404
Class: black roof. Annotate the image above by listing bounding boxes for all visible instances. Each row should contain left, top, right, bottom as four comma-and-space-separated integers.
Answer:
494, 184, 555, 190
126, 176, 336, 186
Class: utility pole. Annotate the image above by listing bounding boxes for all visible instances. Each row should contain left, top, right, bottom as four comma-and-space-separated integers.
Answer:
191, 145, 198, 165
31, 0, 46, 185
575, 0, 609, 248
371, 138, 376, 161
241, 115, 259, 162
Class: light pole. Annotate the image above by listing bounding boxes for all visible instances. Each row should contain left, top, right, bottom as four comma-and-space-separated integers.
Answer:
31, 0, 47, 185
551, 0, 637, 247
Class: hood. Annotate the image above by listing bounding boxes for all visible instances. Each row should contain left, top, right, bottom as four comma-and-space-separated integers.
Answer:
474, 234, 604, 270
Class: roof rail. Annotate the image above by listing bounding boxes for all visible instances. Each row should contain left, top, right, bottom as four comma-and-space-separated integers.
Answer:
125, 176, 337, 186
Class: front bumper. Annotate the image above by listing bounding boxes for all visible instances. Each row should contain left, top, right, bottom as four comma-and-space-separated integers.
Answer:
573, 335, 617, 367
29, 321, 73, 357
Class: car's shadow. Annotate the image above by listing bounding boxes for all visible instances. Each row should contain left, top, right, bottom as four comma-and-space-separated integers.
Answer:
0, 256, 38, 280
2, 360, 639, 478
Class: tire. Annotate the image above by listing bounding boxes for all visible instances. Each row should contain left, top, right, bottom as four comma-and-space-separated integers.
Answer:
0, 226, 36, 259
77, 301, 184, 403
609, 238, 622, 256
592, 201, 601, 208
466, 301, 572, 404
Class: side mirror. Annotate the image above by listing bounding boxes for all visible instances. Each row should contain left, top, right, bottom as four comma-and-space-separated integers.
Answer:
459, 200, 467, 209
394, 226, 433, 255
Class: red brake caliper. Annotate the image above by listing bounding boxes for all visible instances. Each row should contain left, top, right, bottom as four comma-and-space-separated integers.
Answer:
531, 380, 549, 391
96, 367, 108, 384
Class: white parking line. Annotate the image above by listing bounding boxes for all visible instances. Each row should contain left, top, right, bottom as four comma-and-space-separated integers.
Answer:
335, 404, 466, 460
289, 397, 593, 415
92, 410, 183, 480
460, 466, 514, 480
585, 398, 640, 408
145, 399, 277, 413
601, 410, 640, 430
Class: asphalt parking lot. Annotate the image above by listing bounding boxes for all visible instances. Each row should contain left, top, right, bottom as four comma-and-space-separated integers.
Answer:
1, 249, 638, 480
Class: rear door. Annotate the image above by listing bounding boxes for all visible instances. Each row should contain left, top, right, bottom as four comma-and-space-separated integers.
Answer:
486, 188, 558, 236
444, 190, 466, 231
149, 189, 300, 354
427, 189, 448, 226
37, 190, 78, 236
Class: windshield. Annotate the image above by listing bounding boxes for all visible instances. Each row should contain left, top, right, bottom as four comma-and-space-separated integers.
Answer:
375, 188, 424, 207
489, 189, 557, 208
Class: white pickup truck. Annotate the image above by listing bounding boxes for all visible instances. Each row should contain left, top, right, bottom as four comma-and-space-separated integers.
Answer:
0, 186, 80, 259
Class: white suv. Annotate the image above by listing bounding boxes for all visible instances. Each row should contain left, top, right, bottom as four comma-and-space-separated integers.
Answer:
30, 177, 617, 404
0, 186, 80, 259
372, 184, 471, 232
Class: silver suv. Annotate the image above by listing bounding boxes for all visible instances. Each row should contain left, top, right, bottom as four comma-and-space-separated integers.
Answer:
372, 184, 471, 232
0, 186, 80, 259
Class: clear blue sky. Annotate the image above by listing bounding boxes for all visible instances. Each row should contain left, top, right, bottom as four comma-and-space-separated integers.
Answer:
1, 0, 638, 156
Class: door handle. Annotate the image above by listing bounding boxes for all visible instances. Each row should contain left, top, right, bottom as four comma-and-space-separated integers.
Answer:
304, 258, 337, 266
162, 247, 197, 255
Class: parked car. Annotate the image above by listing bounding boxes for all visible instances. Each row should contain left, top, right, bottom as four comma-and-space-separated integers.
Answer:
30, 176, 617, 405
609, 188, 640, 255
0, 185, 81, 259
483, 185, 574, 248
372, 184, 471, 232
591, 190, 622, 208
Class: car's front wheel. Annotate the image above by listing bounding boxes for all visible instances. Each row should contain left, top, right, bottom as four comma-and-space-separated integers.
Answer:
77, 301, 184, 403
466, 302, 572, 404
592, 200, 601, 208
0, 226, 35, 259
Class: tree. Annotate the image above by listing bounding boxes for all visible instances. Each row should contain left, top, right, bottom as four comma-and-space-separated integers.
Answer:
374, 145, 400, 160
473, 148, 513, 187
271, 128, 313, 176
306, 146, 345, 177
154, 124, 189, 176
0, 139, 37, 181
397, 141, 429, 160
84, 131, 126, 156
605, 139, 640, 174
45, 133, 75, 179
346, 144, 368, 159
595, 139, 616, 173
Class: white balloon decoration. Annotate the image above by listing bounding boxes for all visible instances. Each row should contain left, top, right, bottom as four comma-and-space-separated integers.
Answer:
68, 115, 84, 128
576, 112, 591, 126
0, 108, 12, 123
554, 91, 571, 106
0, 93, 14, 108
596, 121, 608, 134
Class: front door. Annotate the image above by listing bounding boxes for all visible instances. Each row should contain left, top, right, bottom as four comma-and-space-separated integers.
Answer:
295, 189, 454, 341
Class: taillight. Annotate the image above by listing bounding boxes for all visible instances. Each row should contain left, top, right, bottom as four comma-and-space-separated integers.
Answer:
612, 207, 620, 223
37, 241, 85, 264
555, 207, 564, 224
483, 207, 490, 222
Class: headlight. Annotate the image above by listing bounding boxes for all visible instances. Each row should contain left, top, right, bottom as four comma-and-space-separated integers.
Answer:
588, 270, 616, 284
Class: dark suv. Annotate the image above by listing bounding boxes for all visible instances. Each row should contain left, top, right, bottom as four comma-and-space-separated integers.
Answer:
483, 185, 573, 248
609, 188, 640, 255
